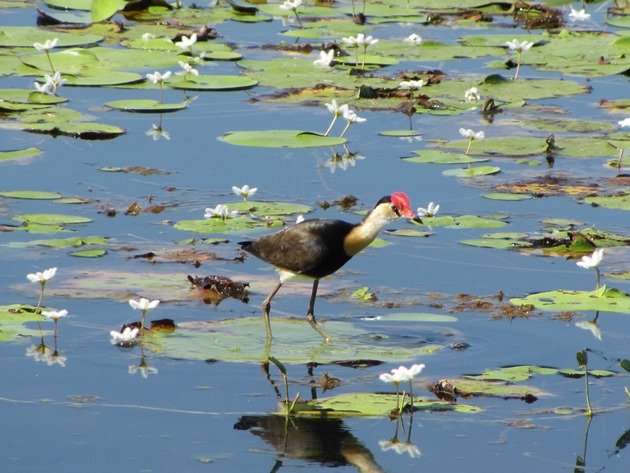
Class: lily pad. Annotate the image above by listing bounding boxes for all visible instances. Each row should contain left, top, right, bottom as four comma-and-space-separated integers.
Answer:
483, 192, 533, 201
12, 213, 92, 225
441, 136, 548, 157
223, 201, 311, 216
218, 130, 346, 148
448, 378, 550, 399
510, 286, 630, 313
292, 393, 481, 417
105, 99, 188, 113
174, 216, 272, 234
169, 75, 258, 91
144, 317, 446, 365
379, 130, 422, 138
70, 249, 107, 257
0, 26, 102, 48
0, 190, 61, 200
0, 148, 43, 162
460, 238, 533, 249
442, 166, 501, 177
583, 193, 630, 210
403, 150, 488, 164
6, 236, 109, 249
0, 304, 47, 342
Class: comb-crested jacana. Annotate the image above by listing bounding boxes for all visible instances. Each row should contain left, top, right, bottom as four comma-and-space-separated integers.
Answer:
239, 192, 418, 342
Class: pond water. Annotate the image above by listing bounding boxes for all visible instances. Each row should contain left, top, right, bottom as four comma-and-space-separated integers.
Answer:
1, 1, 629, 472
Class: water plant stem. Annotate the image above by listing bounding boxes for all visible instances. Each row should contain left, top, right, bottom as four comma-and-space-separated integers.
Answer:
595, 267, 601, 289
584, 363, 593, 417
339, 121, 351, 137
293, 9, 303, 28
35, 284, 45, 314
324, 116, 338, 136
465, 137, 473, 155
514, 52, 522, 80
45, 51, 56, 74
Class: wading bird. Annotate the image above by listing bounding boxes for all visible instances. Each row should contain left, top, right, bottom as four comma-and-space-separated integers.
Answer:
239, 192, 418, 342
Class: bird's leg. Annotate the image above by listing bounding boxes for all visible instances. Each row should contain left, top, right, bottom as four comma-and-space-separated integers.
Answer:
306, 279, 332, 343
262, 281, 283, 340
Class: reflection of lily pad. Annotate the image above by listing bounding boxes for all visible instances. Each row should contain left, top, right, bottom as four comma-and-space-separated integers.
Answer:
510, 286, 630, 313
219, 130, 346, 148
145, 317, 446, 364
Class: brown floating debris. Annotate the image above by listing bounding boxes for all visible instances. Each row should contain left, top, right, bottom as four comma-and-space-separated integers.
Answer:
187, 274, 249, 304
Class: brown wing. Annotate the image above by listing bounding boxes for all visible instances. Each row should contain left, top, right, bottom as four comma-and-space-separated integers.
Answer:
240, 219, 355, 278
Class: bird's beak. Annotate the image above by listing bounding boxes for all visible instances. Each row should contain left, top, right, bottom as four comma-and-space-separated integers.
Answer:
400, 207, 420, 222
412, 215, 423, 224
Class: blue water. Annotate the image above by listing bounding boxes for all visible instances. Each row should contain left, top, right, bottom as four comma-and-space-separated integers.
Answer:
1, 1, 629, 472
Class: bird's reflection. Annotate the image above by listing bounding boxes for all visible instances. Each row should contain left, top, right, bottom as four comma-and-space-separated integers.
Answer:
234, 415, 384, 473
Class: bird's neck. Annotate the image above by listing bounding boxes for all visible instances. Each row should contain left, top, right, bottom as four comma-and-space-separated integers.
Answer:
343, 205, 395, 256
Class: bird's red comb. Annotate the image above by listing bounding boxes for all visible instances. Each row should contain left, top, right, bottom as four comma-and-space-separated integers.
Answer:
391, 192, 416, 219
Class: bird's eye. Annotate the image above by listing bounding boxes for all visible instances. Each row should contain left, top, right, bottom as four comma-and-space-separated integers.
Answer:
390, 204, 399, 214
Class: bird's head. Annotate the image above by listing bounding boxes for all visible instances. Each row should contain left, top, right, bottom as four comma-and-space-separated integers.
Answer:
375, 192, 420, 222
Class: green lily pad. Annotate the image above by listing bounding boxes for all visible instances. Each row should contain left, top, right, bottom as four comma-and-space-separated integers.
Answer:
64, 70, 144, 87
224, 201, 311, 216
334, 54, 399, 67
441, 136, 548, 156
403, 150, 488, 164
105, 99, 188, 113
174, 216, 271, 234
168, 75, 258, 91
523, 117, 618, 133
13, 213, 92, 225
483, 192, 533, 201
384, 229, 433, 238
0, 304, 47, 342
447, 215, 508, 229
70, 248, 107, 257
442, 166, 501, 177
460, 238, 533, 249
218, 130, 347, 148
91, 0, 127, 22
583, 193, 630, 210
293, 393, 481, 417
144, 317, 446, 365
0, 190, 61, 200
0, 26, 102, 48
379, 130, 422, 137
448, 378, 550, 399
510, 286, 630, 313
6, 236, 109, 249
0, 148, 43, 162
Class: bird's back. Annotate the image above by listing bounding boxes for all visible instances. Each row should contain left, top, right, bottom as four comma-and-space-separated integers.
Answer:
239, 219, 356, 279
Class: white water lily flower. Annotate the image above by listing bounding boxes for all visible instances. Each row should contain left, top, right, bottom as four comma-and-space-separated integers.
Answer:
417, 202, 439, 217
232, 184, 258, 200
399, 80, 425, 90
27, 267, 58, 284
618, 118, 630, 128
41, 309, 68, 321
575, 320, 602, 341
33, 38, 58, 52
464, 86, 481, 102
146, 124, 170, 141
142, 33, 157, 40
459, 128, 485, 140
177, 61, 199, 76
403, 33, 422, 46
568, 6, 590, 22
379, 370, 405, 384
296, 215, 305, 224
146, 71, 172, 84
342, 108, 366, 124
505, 39, 534, 53
341, 35, 358, 47
576, 248, 604, 269
391, 363, 425, 382
110, 326, 140, 345
360, 33, 379, 47
129, 298, 160, 312
204, 204, 238, 219
34, 79, 54, 95
279, 0, 302, 10
379, 439, 422, 458
175, 33, 197, 51
325, 99, 349, 116
313, 49, 335, 67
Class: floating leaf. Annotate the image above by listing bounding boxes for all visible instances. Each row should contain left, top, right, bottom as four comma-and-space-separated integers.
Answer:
385, 228, 433, 238
70, 248, 107, 257
460, 238, 533, 249
447, 215, 508, 229
223, 201, 311, 216
105, 99, 188, 113
144, 317, 447, 364
13, 213, 92, 225
483, 192, 532, 201
379, 130, 422, 137
6, 236, 109, 249
0, 304, 47, 342
0, 148, 43, 162
0, 190, 61, 200
442, 166, 501, 177
403, 150, 488, 164
219, 130, 346, 148
510, 286, 630, 313
0, 26, 102, 48
582, 193, 630, 210
174, 216, 272, 234
441, 136, 548, 157
293, 393, 482, 417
